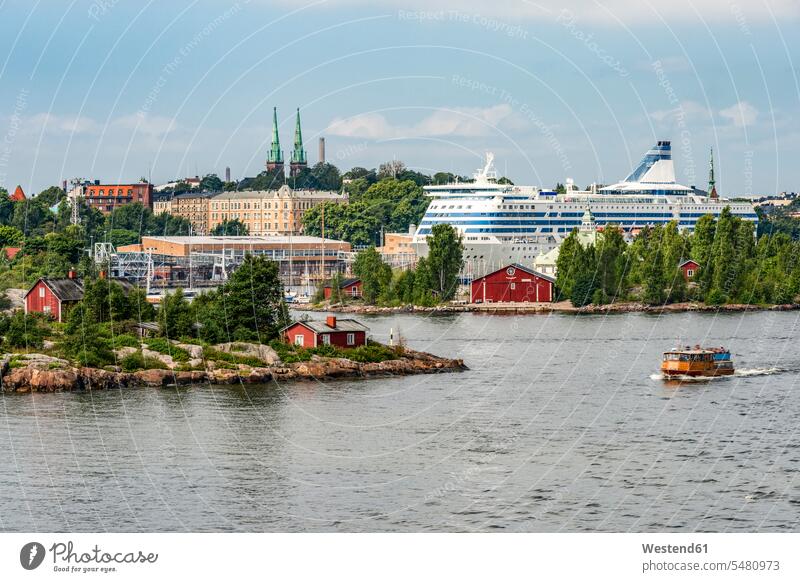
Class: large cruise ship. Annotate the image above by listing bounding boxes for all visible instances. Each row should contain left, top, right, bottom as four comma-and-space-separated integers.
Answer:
411, 142, 758, 277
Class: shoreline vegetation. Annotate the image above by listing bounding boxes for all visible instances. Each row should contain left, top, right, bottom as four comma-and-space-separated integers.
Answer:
297, 300, 800, 316
0, 342, 467, 394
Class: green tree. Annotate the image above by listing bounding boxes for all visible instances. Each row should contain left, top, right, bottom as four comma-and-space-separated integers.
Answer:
595, 225, 627, 300
200, 174, 223, 192
0, 224, 24, 246
211, 219, 249, 236
571, 272, 597, 307
555, 230, 582, 299
215, 255, 288, 341
4, 310, 47, 349
353, 247, 392, 304
158, 287, 193, 339
426, 223, 463, 301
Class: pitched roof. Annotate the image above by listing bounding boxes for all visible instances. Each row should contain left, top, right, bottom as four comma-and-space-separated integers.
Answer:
25, 276, 138, 300
40, 278, 84, 301
324, 277, 360, 289
10, 185, 26, 201
679, 259, 700, 268
474, 263, 556, 284
283, 318, 369, 334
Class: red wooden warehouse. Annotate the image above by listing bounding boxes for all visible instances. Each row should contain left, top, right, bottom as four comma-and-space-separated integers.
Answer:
678, 259, 700, 281
282, 316, 368, 348
470, 264, 555, 303
323, 278, 362, 300
24, 272, 84, 322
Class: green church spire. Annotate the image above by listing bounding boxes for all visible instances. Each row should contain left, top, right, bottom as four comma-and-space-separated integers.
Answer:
267, 107, 283, 170
291, 108, 306, 165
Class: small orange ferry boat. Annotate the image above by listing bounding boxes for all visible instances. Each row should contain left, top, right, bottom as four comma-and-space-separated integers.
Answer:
661, 346, 734, 378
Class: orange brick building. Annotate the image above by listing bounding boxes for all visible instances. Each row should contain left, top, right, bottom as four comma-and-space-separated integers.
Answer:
82, 182, 153, 213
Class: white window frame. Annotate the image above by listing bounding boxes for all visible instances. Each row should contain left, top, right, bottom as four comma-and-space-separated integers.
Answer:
39, 287, 45, 298
322, 334, 331, 345
294, 334, 304, 347
347, 333, 355, 346
351, 286, 359, 297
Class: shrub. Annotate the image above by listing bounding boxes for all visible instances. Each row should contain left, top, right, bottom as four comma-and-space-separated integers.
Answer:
121, 351, 169, 371
144, 337, 190, 362
202, 347, 263, 368
112, 333, 140, 349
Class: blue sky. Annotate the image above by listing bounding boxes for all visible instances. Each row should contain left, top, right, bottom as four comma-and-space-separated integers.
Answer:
1, 0, 798, 196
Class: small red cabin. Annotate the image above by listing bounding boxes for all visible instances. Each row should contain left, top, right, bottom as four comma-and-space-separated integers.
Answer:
24, 272, 84, 322
679, 259, 700, 281
323, 278, 362, 300
282, 316, 369, 348
470, 263, 555, 303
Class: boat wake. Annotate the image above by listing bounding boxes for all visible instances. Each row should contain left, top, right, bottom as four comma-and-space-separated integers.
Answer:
650, 367, 782, 381
734, 367, 781, 377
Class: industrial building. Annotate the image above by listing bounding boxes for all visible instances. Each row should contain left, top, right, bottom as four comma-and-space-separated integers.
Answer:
112, 235, 352, 294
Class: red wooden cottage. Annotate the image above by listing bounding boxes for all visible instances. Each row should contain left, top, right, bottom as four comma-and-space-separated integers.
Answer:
679, 259, 700, 281
282, 316, 369, 348
24, 272, 84, 322
470, 263, 555, 303
323, 278, 362, 300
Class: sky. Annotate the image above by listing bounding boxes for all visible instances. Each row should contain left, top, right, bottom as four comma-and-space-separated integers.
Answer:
0, 0, 798, 196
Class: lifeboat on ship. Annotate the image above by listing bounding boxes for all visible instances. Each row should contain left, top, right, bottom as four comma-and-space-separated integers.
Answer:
661, 346, 734, 378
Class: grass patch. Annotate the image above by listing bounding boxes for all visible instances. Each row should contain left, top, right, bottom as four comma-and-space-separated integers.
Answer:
202, 347, 263, 368
144, 338, 190, 362
268, 339, 403, 364
120, 350, 169, 372
112, 333, 140, 349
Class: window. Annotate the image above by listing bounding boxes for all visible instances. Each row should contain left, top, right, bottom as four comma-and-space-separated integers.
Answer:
687, 269, 694, 277
43, 305, 51, 314
39, 287, 45, 298
294, 334, 304, 347
347, 333, 355, 346
351, 286, 359, 297
322, 334, 330, 345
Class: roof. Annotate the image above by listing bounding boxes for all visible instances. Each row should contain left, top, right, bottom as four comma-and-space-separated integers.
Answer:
325, 277, 360, 289
25, 276, 137, 300
11, 185, 26, 201
1, 246, 21, 260
213, 188, 344, 200
282, 318, 369, 334
142, 235, 347, 246
473, 263, 556, 284
36, 278, 84, 301
679, 259, 700, 267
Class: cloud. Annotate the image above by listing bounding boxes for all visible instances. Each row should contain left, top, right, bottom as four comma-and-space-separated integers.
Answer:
650, 100, 711, 122
113, 114, 177, 137
276, 0, 800, 23
24, 113, 100, 135
327, 105, 517, 139
719, 101, 758, 127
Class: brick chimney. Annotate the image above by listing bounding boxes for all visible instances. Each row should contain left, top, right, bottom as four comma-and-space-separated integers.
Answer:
326, 315, 336, 329
67, 270, 76, 279
99, 270, 107, 280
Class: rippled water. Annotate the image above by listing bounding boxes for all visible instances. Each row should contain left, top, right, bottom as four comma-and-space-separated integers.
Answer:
2, 310, 800, 532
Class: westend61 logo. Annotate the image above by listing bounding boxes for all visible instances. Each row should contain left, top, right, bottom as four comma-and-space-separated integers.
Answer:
19, 541, 158, 573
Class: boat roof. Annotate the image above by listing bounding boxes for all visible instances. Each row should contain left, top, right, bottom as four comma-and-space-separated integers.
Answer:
664, 348, 728, 355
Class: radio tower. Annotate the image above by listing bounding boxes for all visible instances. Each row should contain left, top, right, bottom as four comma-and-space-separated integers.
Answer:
67, 178, 85, 225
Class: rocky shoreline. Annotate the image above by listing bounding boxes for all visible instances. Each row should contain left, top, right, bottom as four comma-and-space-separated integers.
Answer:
294, 300, 800, 316
0, 348, 467, 394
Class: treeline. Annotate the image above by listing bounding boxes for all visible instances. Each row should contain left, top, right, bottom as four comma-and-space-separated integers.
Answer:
556, 207, 800, 307
320, 224, 464, 306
